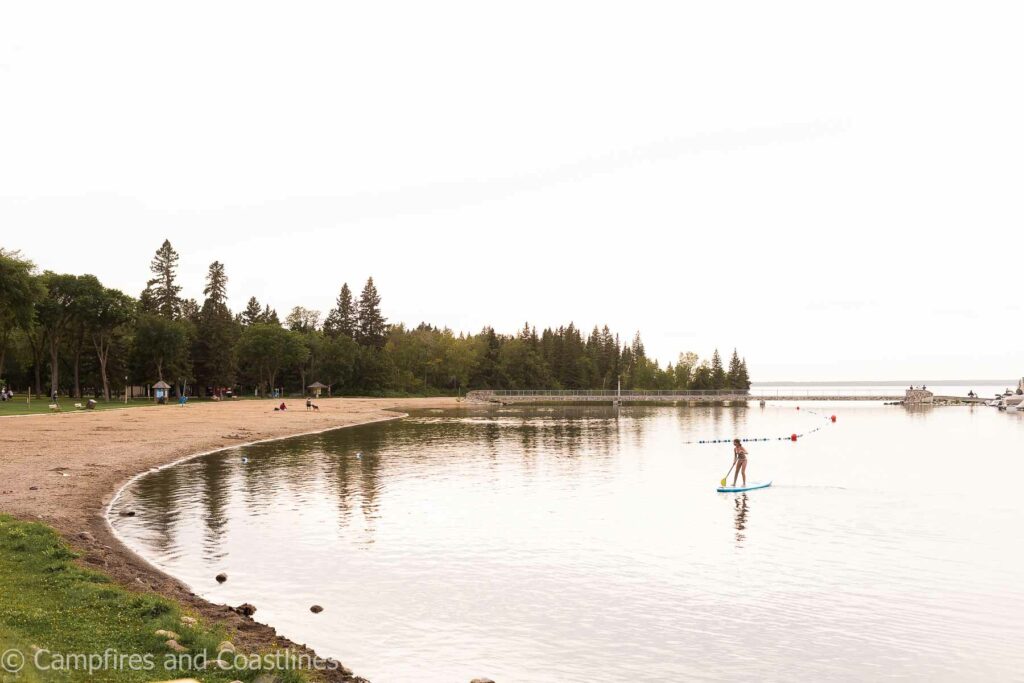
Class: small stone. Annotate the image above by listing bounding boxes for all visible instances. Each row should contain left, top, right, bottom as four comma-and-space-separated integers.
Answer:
235, 603, 257, 617
29, 486, 39, 491
470, 679, 496, 683
165, 639, 188, 653
77, 531, 95, 542
180, 616, 197, 627
155, 629, 179, 639
253, 675, 279, 683
118, 510, 136, 517
217, 640, 235, 653
310, 604, 323, 613
216, 572, 228, 583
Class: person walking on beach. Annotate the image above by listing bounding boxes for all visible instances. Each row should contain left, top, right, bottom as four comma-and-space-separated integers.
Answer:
732, 439, 748, 487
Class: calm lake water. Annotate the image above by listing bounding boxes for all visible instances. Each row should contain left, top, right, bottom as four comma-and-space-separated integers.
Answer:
111, 402, 1024, 682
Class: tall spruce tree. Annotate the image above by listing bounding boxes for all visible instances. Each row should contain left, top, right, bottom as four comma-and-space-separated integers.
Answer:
204, 261, 228, 303
240, 297, 263, 326
727, 348, 743, 389
144, 239, 182, 318
710, 348, 726, 389
737, 357, 751, 390
356, 277, 387, 348
323, 283, 357, 338
193, 261, 238, 390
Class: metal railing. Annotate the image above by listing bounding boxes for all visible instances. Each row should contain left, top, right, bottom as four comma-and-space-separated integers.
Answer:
468, 388, 906, 399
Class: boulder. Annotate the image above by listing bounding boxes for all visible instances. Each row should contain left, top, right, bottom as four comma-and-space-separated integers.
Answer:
180, 616, 197, 627
165, 639, 188, 653
234, 603, 257, 617
216, 573, 228, 583
217, 640, 235, 653
155, 629, 180, 640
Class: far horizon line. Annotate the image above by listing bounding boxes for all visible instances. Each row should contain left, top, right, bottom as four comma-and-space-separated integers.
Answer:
754, 378, 1019, 386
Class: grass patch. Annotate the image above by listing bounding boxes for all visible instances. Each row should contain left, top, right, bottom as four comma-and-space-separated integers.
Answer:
0, 398, 165, 417
0, 515, 308, 682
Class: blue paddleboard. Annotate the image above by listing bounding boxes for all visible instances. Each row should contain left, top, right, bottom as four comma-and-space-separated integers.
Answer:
717, 480, 772, 493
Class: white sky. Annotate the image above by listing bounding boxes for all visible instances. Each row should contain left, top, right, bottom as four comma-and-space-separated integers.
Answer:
2, 2, 1021, 381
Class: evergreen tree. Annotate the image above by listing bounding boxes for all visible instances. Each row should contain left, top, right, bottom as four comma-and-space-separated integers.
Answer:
203, 261, 228, 304
181, 298, 200, 321
727, 348, 743, 389
193, 261, 238, 390
241, 297, 263, 326
631, 332, 646, 359
737, 357, 751, 391
710, 348, 726, 389
144, 239, 182, 318
261, 304, 280, 325
356, 277, 387, 348
323, 283, 357, 338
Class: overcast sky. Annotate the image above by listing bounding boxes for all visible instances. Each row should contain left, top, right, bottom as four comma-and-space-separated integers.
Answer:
2, 2, 1021, 381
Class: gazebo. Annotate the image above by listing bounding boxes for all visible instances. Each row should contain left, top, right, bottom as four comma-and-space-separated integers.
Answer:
152, 380, 171, 404
307, 381, 328, 398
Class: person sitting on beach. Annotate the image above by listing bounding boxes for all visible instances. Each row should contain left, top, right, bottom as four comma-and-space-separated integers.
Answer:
732, 438, 748, 487
279, 402, 287, 411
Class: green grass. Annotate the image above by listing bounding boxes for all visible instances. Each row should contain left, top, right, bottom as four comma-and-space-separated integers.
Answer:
0, 515, 308, 683
0, 397, 167, 417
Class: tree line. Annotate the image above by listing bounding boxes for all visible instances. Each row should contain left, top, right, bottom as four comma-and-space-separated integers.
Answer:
0, 241, 752, 398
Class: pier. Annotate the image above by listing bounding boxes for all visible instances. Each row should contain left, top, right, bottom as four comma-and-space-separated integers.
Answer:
466, 389, 986, 405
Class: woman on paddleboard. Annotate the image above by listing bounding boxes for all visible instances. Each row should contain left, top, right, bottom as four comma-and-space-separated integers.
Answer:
732, 439, 748, 487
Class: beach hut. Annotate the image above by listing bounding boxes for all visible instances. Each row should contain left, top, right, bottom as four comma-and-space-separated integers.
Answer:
152, 380, 171, 404
307, 381, 328, 398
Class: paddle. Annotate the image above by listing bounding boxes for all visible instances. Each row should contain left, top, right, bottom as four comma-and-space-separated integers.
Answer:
720, 458, 737, 487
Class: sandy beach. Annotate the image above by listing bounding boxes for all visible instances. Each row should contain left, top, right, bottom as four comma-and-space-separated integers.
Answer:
0, 397, 459, 681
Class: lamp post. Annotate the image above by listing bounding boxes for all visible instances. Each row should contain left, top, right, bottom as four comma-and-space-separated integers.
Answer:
124, 376, 129, 404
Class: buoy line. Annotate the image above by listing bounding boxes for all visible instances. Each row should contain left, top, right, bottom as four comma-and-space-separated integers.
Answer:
682, 409, 836, 445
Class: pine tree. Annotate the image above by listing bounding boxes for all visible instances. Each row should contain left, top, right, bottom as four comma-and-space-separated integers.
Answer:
241, 297, 263, 326
144, 239, 182, 318
356, 277, 387, 348
727, 348, 743, 389
738, 357, 751, 390
203, 261, 228, 305
631, 332, 646, 359
323, 282, 357, 338
181, 298, 200, 321
261, 304, 280, 325
710, 348, 726, 389
194, 261, 238, 389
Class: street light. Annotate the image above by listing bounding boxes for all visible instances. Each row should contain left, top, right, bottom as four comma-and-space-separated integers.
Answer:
124, 376, 129, 404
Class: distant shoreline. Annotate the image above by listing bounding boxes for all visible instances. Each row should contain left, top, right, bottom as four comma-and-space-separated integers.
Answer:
754, 379, 1017, 387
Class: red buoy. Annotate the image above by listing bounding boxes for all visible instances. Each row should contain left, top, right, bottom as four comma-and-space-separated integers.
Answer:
831, 415, 837, 422
791, 433, 798, 441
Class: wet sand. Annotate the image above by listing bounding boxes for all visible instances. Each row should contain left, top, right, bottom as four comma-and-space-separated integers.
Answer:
0, 397, 459, 681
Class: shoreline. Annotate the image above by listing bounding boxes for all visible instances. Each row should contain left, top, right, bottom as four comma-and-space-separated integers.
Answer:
0, 397, 461, 682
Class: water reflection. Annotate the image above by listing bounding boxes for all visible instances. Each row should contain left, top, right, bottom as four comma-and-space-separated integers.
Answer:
119, 407, 641, 564
733, 493, 750, 545
110, 404, 1024, 683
